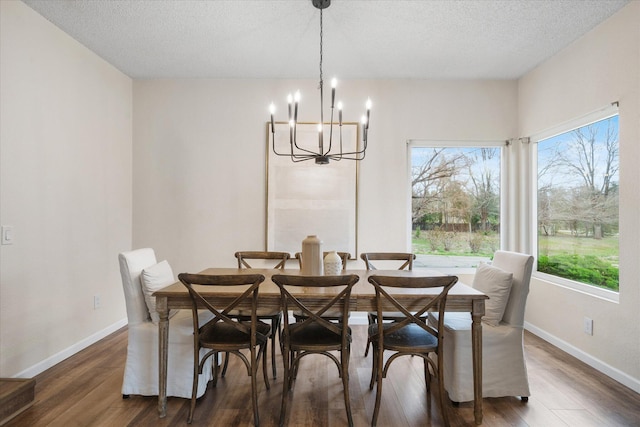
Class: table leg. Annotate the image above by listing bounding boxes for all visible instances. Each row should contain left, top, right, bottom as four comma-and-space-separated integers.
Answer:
471, 299, 484, 425
157, 296, 169, 418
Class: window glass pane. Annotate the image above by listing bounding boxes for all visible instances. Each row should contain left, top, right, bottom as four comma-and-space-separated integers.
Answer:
537, 115, 619, 291
411, 146, 500, 268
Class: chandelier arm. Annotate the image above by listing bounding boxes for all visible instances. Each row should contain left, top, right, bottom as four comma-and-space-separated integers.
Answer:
292, 134, 321, 156
271, 126, 318, 158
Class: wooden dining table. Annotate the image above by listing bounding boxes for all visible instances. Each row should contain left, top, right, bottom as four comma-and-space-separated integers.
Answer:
154, 268, 488, 425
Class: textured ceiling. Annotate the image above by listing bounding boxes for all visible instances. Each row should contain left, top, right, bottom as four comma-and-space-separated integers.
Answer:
22, 0, 629, 80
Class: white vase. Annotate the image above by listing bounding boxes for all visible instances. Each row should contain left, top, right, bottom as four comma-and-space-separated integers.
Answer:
301, 235, 323, 275
323, 251, 343, 275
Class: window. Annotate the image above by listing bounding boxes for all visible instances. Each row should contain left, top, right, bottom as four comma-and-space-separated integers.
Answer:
409, 142, 503, 269
535, 113, 619, 293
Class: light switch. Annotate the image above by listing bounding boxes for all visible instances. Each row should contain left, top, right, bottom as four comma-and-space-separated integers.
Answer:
1, 226, 14, 245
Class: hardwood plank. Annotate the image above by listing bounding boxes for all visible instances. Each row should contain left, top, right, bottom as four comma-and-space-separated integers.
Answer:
4, 327, 640, 427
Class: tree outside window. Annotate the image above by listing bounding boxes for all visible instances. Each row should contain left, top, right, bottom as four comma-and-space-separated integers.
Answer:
537, 115, 619, 291
411, 146, 501, 268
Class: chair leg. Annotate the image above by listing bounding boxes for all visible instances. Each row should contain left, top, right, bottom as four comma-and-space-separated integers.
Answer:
521, 396, 529, 402
250, 347, 260, 427
369, 342, 378, 390
221, 352, 230, 378
364, 313, 374, 356
271, 314, 281, 379
341, 347, 354, 427
188, 353, 200, 424
261, 343, 271, 390
372, 351, 384, 427
424, 357, 431, 392
212, 353, 219, 387
279, 345, 291, 427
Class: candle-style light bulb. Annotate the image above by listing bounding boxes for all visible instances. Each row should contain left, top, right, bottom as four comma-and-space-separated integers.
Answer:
361, 114, 368, 143
337, 101, 343, 126
331, 78, 337, 108
269, 103, 276, 132
317, 123, 323, 149
365, 98, 372, 129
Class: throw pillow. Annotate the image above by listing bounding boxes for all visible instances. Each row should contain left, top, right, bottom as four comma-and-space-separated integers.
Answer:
141, 260, 175, 323
472, 262, 513, 326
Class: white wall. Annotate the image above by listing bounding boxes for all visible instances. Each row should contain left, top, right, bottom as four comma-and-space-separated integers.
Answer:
132, 79, 517, 272
519, 2, 640, 389
0, 1, 132, 377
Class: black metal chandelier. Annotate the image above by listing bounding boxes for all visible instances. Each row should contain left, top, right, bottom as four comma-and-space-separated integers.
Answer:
268, 0, 371, 164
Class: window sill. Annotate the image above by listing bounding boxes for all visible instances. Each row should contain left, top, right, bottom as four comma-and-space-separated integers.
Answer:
534, 271, 619, 303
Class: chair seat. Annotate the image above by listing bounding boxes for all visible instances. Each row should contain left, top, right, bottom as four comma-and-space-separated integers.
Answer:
368, 323, 438, 352
287, 322, 352, 348
200, 320, 271, 348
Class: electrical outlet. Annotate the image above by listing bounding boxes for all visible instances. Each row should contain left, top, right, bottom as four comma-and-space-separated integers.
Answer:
94, 295, 101, 309
1, 226, 14, 245
583, 317, 593, 335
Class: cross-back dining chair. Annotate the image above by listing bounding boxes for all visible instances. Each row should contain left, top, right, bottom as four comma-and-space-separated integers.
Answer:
367, 274, 458, 427
271, 274, 359, 427
179, 273, 271, 426
360, 252, 416, 357
222, 250, 290, 379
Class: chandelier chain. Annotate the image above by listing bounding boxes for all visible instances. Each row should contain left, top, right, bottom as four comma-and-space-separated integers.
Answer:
319, 8, 324, 125
319, 8, 323, 89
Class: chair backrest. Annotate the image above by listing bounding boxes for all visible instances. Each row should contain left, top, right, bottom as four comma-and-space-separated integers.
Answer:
367, 275, 458, 342
235, 251, 290, 269
491, 250, 534, 327
295, 251, 351, 271
360, 252, 416, 271
271, 274, 359, 341
118, 248, 157, 325
178, 273, 268, 345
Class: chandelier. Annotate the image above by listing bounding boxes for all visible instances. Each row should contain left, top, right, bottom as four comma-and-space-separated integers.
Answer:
268, 0, 371, 164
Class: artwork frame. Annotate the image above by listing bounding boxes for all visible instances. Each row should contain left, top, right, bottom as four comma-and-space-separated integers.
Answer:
266, 121, 359, 258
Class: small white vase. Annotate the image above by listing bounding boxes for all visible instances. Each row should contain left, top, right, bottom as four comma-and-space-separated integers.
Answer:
323, 251, 343, 275
301, 235, 323, 275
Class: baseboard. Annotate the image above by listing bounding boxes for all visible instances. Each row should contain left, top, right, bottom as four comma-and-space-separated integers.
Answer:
524, 322, 640, 393
13, 318, 127, 379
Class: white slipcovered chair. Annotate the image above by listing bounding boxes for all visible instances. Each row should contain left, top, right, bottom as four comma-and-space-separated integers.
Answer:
429, 250, 534, 403
119, 248, 213, 398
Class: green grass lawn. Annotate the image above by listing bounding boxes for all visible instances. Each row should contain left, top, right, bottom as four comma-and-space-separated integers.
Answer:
538, 234, 619, 291
538, 234, 619, 261
412, 231, 619, 291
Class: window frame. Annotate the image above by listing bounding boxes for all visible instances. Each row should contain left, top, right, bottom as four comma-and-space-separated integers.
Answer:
528, 104, 620, 302
407, 139, 506, 275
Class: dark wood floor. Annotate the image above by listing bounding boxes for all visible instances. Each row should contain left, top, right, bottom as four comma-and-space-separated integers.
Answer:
5, 325, 640, 427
